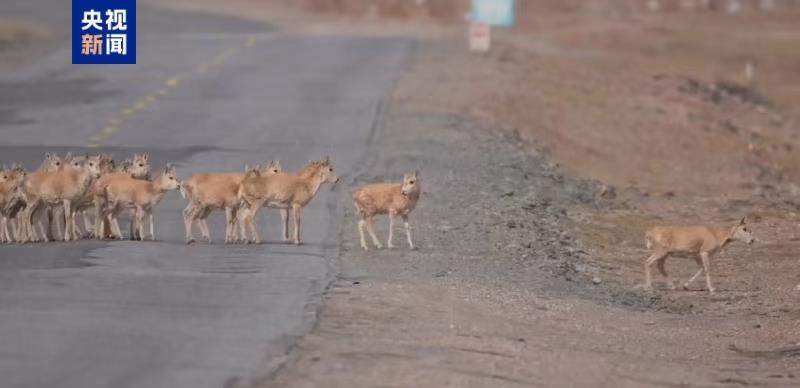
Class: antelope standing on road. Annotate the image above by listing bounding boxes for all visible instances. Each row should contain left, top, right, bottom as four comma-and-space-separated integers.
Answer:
19, 153, 102, 242
353, 171, 420, 251
264, 160, 324, 242
238, 157, 339, 244
180, 161, 281, 244
92, 153, 151, 239
104, 164, 180, 241
16, 153, 63, 242
0, 164, 26, 243
642, 217, 754, 294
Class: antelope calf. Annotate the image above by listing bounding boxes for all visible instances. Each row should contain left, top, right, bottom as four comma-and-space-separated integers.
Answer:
67, 154, 115, 239
104, 164, 180, 240
0, 164, 26, 243
643, 218, 754, 294
259, 160, 324, 242
15, 153, 63, 242
180, 161, 281, 244
92, 153, 151, 239
353, 171, 420, 250
20, 153, 101, 242
238, 157, 339, 244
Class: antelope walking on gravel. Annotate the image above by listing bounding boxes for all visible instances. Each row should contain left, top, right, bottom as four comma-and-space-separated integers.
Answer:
238, 157, 339, 245
104, 164, 180, 241
353, 171, 420, 251
180, 161, 281, 244
642, 217, 754, 294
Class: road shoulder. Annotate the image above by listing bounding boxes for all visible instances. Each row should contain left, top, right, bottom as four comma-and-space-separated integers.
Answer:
266, 40, 798, 388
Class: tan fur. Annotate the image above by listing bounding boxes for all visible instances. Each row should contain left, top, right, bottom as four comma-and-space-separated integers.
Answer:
261, 160, 321, 242
0, 164, 26, 243
642, 217, 754, 293
238, 157, 339, 244
181, 161, 281, 244
20, 153, 101, 242
14, 153, 62, 242
353, 171, 420, 250
104, 164, 179, 241
92, 153, 151, 239
60, 154, 115, 239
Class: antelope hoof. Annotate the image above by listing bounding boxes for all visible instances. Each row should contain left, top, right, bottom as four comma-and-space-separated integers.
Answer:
294, 240, 301, 245
682, 283, 691, 291
387, 244, 395, 250
707, 288, 716, 294
186, 238, 195, 245
361, 244, 369, 251
668, 282, 677, 290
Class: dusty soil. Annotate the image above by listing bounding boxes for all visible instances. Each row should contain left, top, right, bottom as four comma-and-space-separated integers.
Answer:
264, 39, 799, 387
146, 0, 800, 385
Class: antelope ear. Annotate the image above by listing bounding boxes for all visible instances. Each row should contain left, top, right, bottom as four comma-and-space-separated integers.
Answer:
413, 170, 420, 178
244, 163, 250, 171
274, 160, 282, 169
324, 156, 331, 164
739, 217, 746, 225
143, 153, 150, 161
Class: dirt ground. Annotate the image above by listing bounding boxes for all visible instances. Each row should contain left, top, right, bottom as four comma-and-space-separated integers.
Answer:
143, 1, 800, 385
264, 40, 799, 387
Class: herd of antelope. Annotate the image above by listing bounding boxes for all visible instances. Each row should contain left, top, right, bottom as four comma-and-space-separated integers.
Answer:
2, 151, 771, 294
0, 152, 421, 249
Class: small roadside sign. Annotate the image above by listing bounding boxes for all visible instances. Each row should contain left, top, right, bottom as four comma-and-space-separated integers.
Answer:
469, 22, 491, 52
471, 0, 515, 27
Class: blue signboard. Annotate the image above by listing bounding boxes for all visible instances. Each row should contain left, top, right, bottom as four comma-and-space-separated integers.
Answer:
72, 0, 137, 64
472, 0, 515, 27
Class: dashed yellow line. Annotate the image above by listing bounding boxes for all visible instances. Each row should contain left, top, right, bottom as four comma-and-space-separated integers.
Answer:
87, 35, 261, 148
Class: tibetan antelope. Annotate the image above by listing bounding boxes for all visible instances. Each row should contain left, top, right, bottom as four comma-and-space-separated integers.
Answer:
353, 171, 420, 250
104, 164, 180, 241
19, 153, 102, 242
180, 161, 281, 244
0, 164, 26, 243
643, 217, 754, 294
238, 157, 339, 244
92, 153, 151, 239
15, 153, 63, 242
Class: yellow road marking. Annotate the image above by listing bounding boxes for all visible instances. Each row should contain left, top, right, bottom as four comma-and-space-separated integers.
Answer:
87, 35, 260, 147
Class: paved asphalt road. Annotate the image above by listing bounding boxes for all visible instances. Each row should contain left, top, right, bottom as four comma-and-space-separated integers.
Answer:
0, 1, 414, 387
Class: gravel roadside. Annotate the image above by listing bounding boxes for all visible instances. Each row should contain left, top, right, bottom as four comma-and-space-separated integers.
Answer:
264, 41, 798, 388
